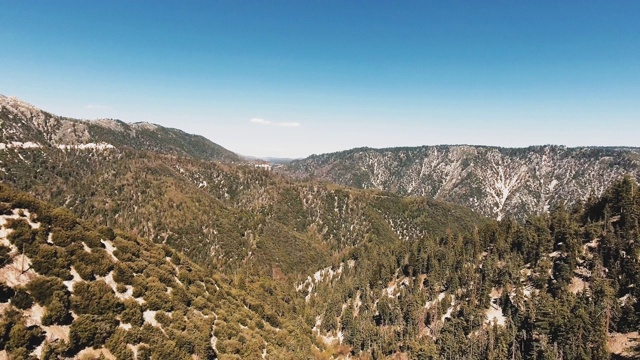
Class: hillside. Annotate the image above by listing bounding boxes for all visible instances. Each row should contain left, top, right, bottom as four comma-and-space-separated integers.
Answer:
0, 184, 322, 359
2, 173, 640, 359
284, 145, 640, 219
0, 95, 240, 163
0, 145, 484, 277
295, 176, 640, 359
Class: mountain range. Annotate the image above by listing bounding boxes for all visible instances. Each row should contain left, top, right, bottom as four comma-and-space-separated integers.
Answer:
1, 95, 639, 359
283, 145, 640, 220
0, 95, 239, 163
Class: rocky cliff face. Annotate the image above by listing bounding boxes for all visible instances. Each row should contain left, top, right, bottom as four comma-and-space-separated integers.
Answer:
284, 145, 640, 219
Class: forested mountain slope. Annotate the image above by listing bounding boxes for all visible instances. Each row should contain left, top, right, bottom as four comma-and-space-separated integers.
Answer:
0, 95, 240, 163
0, 184, 321, 359
2, 170, 639, 359
284, 145, 640, 220
298, 176, 640, 359
0, 146, 483, 277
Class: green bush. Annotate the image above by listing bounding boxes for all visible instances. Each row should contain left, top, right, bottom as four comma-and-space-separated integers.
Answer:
113, 237, 140, 262
128, 259, 149, 274
42, 291, 72, 326
171, 285, 190, 309
131, 276, 148, 298
8, 193, 42, 215
155, 311, 172, 328
69, 315, 118, 351
105, 328, 135, 360
83, 230, 103, 248
26, 276, 68, 306
40, 340, 71, 359
143, 265, 175, 288
116, 283, 128, 293
113, 262, 135, 285
149, 339, 187, 359
50, 207, 78, 231
0, 245, 10, 266
120, 299, 144, 327
144, 288, 173, 312
0, 202, 12, 215
71, 280, 123, 316
137, 344, 151, 360
70, 249, 114, 280
6, 322, 44, 353
51, 228, 78, 247
0, 282, 15, 303
11, 288, 34, 310
31, 244, 72, 280
7, 219, 39, 255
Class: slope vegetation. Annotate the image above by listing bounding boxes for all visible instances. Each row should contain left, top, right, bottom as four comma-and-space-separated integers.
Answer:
297, 176, 640, 359
284, 145, 640, 219
0, 184, 321, 359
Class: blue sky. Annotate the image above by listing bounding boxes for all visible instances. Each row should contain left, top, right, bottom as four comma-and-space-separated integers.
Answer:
1, 1, 639, 158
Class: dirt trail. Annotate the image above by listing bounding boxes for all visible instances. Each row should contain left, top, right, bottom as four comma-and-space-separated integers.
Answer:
609, 332, 640, 357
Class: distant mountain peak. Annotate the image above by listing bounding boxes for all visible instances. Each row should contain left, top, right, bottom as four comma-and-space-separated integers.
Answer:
0, 95, 241, 162
283, 144, 640, 219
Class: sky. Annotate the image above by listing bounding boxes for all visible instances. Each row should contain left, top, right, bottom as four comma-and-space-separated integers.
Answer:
1, 1, 639, 158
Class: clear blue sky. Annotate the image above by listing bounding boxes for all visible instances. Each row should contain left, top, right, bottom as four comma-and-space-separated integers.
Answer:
1, 1, 639, 158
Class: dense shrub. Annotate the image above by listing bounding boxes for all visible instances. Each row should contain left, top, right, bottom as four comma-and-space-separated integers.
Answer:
144, 288, 173, 312
30, 244, 72, 279
137, 344, 151, 360
128, 259, 149, 274
113, 262, 135, 285
116, 283, 128, 293
6, 322, 44, 353
11, 288, 34, 310
69, 315, 118, 351
70, 249, 114, 280
49, 208, 78, 231
42, 291, 72, 326
149, 339, 186, 359
171, 285, 190, 309
105, 329, 135, 360
120, 299, 144, 327
0, 282, 15, 303
51, 228, 81, 247
0, 244, 10, 266
0, 202, 12, 215
143, 265, 175, 287
71, 281, 123, 316
7, 218, 38, 254
40, 340, 71, 359
83, 231, 103, 248
97, 226, 116, 241
26, 276, 68, 306
155, 311, 172, 328
113, 237, 140, 262
7, 193, 42, 215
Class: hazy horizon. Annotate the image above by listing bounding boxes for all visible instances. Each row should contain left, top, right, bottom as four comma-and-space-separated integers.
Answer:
2, 1, 639, 158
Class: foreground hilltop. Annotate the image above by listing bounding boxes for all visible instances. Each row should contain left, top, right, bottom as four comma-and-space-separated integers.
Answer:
0, 95, 240, 163
0, 184, 319, 359
284, 145, 640, 219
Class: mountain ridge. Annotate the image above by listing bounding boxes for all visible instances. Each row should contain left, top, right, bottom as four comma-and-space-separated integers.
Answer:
283, 144, 640, 219
0, 95, 241, 163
